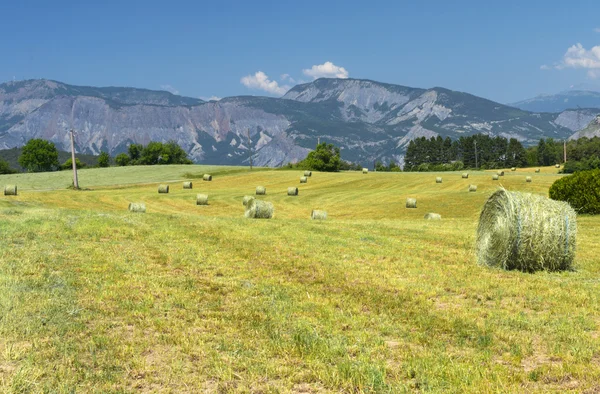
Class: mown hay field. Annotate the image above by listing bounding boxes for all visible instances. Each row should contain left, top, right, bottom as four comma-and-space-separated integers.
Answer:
1, 165, 600, 393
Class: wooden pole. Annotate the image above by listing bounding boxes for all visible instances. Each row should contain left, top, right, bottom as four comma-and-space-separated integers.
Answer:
247, 128, 253, 170
70, 129, 79, 189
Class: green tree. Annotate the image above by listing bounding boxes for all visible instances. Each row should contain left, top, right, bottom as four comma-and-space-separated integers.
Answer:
128, 143, 143, 162
18, 139, 59, 172
299, 142, 341, 172
0, 158, 17, 174
115, 153, 130, 166
140, 141, 164, 165
61, 158, 86, 171
98, 151, 110, 167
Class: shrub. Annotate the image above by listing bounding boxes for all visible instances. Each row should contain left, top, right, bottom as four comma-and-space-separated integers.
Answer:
115, 153, 130, 166
98, 151, 110, 167
61, 158, 86, 171
549, 169, 600, 214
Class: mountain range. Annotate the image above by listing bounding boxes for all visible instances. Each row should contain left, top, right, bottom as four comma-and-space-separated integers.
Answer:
1, 78, 598, 167
509, 90, 600, 113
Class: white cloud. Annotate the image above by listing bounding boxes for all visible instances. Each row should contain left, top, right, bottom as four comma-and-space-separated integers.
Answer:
200, 96, 221, 101
594, 28, 600, 33
240, 71, 290, 95
160, 84, 179, 95
302, 61, 349, 79
281, 73, 296, 83
540, 64, 551, 70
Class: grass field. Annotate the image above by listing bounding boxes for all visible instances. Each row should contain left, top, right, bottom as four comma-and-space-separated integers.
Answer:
1, 165, 599, 393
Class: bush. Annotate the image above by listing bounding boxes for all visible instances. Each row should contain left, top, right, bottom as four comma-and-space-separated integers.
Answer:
0, 158, 17, 174
98, 151, 110, 167
115, 153, 130, 166
61, 158, 86, 171
549, 169, 600, 214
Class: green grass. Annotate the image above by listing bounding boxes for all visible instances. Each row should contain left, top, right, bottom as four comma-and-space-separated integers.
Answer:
1, 165, 599, 392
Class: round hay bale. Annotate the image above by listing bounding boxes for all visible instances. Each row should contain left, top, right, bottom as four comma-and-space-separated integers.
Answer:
311, 210, 327, 220
300, 176, 308, 183
406, 198, 417, 208
555, 164, 560, 168
256, 186, 266, 195
424, 213, 441, 220
535, 168, 541, 173
242, 195, 255, 207
183, 181, 193, 189
3, 185, 17, 196
128, 202, 146, 213
462, 173, 469, 179
476, 189, 577, 272
511, 167, 516, 171
196, 194, 209, 205
492, 174, 499, 180
497, 171, 504, 176
245, 200, 274, 219
158, 184, 169, 193
526, 176, 532, 183
469, 185, 478, 192
436, 177, 442, 183
304, 171, 312, 177
362, 168, 369, 174
203, 174, 212, 181
287, 187, 299, 196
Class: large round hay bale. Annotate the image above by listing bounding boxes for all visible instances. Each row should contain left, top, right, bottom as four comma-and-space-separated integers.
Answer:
492, 174, 499, 180
304, 171, 312, 177
476, 189, 577, 272
526, 176, 532, 183
158, 184, 169, 193
535, 168, 541, 173
3, 185, 17, 196
511, 167, 516, 171
362, 168, 368, 174
406, 198, 417, 208
462, 173, 469, 179
183, 181, 193, 189
245, 200, 274, 219
242, 195, 255, 207
436, 177, 442, 183
424, 213, 441, 220
469, 185, 477, 192
203, 174, 212, 181
196, 194, 209, 205
128, 202, 146, 213
555, 164, 560, 168
256, 186, 266, 195
311, 210, 327, 220
287, 187, 298, 196
497, 171, 504, 176
300, 176, 308, 183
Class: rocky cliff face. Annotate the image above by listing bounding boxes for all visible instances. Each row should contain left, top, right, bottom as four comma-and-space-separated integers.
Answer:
0, 78, 591, 167
569, 115, 600, 140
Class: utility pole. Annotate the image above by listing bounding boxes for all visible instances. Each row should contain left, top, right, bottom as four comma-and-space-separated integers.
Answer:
246, 128, 253, 170
317, 137, 320, 146
474, 140, 478, 169
564, 140, 567, 163
69, 129, 79, 189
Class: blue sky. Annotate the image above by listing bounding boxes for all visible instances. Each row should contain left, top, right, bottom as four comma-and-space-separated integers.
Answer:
1, 0, 600, 103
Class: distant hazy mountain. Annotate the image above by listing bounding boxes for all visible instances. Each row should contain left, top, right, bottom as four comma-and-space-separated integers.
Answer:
509, 90, 600, 113
0, 78, 590, 167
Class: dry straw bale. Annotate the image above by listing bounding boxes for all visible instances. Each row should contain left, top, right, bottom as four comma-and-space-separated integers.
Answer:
196, 194, 209, 205
497, 171, 504, 176
362, 168, 369, 174
462, 173, 469, 179
436, 177, 442, 183
469, 185, 478, 192
183, 181, 193, 189
535, 169, 541, 173
245, 199, 274, 219
300, 176, 308, 183
511, 167, 516, 171
3, 185, 17, 196
424, 213, 441, 220
256, 186, 266, 195
203, 174, 212, 181
158, 184, 169, 193
287, 187, 299, 196
492, 174, 499, 180
128, 202, 146, 213
476, 188, 577, 272
526, 176, 532, 183
406, 198, 417, 208
311, 210, 327, 220
304, 171, 312, 177
243, 195, 255, 207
